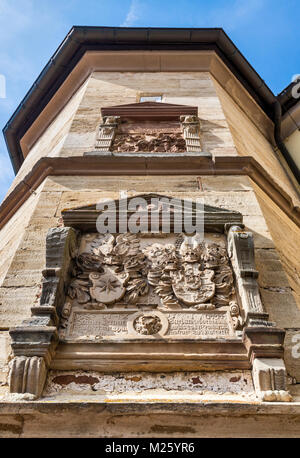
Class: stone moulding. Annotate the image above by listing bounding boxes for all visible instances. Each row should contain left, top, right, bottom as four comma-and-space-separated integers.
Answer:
61, 192, 243, 232
0, 155, 299, 232
7, 199, 292, 402
100, 101, 198, 120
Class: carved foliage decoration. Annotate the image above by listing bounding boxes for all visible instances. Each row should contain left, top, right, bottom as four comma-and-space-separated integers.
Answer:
112, 132, 186, 153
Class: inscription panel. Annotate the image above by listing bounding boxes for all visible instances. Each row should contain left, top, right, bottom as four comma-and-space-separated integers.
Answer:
64, 309, 234, 340
69, 312, 130, 338
166, 312, 231, 337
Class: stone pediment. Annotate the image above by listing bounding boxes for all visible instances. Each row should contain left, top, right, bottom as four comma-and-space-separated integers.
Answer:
101, 101, 198, 120
61, 193, 243, 232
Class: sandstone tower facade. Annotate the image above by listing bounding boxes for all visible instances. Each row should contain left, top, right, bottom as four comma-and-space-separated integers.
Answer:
0, 27, 299, 437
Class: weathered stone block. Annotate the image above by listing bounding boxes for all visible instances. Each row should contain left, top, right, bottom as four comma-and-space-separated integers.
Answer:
0, 286, 41, 328
43, 175, 200, 192
260, 289, 300, 328
252, 357, 291, 401
31, 191, 62, 218
202, 191, 262, 216
255, 249, 291, 288
200, 175, 253, 191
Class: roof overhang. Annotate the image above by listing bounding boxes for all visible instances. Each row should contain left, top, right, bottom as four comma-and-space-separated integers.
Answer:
3, 26, 279, 174
280, 91, 300, 140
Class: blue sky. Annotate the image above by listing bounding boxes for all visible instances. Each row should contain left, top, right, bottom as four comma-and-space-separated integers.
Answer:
0, 0, 299, 202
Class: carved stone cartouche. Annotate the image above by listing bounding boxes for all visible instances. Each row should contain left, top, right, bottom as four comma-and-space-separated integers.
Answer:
62, 233, 237, 314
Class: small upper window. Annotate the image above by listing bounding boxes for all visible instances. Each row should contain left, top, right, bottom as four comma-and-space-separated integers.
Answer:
139, 95, 162, 102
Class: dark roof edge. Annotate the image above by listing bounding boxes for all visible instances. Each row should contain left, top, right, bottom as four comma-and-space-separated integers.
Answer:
277, 80, 300, 113
3, 26, 278, 174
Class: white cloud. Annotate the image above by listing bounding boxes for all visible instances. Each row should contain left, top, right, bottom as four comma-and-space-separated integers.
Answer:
121, 0, 140, 27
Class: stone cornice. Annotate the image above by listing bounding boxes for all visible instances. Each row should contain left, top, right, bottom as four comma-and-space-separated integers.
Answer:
101, 101, 198, 120
1, 400, 300, 414
0, 400, 300, 439
0, 154, 299, 231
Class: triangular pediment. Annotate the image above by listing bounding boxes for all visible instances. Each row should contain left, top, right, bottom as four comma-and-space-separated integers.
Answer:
62, 193, 243, 232
101, 102, 198, 119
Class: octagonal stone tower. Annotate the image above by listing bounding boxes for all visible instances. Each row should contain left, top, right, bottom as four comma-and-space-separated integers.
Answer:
0, 27, 300, 438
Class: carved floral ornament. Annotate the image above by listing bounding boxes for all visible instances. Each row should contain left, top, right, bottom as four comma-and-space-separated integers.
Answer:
7, 196, 292, 402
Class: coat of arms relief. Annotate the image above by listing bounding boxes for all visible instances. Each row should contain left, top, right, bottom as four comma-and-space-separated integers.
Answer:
60, 231, 241, 338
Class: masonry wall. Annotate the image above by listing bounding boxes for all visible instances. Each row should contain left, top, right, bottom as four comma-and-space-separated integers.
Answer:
213, 77, 300, 307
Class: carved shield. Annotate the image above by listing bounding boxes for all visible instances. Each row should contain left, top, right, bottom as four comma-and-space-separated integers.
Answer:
172, 264, 215, 306
89, 268, 126, 305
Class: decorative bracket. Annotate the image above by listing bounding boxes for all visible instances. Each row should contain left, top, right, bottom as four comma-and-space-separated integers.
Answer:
8, 227, 78, 398
252, 358, 292, 402
95, 116, 120, 151
180, 115, 202, 152
244, 323, 292, 401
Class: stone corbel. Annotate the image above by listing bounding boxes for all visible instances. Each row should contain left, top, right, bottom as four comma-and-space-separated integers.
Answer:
95, 116, 120, 151
252, 358, 292, 402
9, 227, 78, 398
226, 224, 292, 401
244, 328, 292, 401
